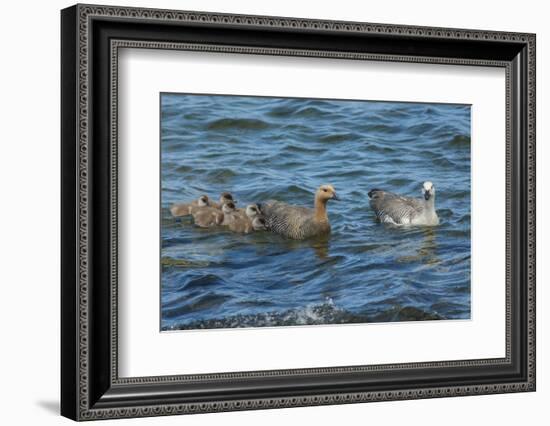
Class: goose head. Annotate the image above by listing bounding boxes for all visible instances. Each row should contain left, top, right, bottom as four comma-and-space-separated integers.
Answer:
252, 216, 267, 231
316, 184, 339, 202
197, 195, 209, 207
422, 181, 435, 201
245, 204, 261, 218
222, 201, 236, 214
219, 192, 235, 205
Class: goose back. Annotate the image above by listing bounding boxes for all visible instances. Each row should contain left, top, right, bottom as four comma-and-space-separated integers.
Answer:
227, 217, 254, 233
171, 195, 210, 217
261, 201, 330, 240
227, 216, 266, 233
192, 207, 224, 228
170, 202, 193, 217
368, 189, 438, 226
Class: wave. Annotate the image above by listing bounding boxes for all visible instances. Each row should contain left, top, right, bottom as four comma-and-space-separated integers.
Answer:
174, 165, 193, 173
161, 257, 211, 268
443, 229, 470, 238
281, 144, 323, 155
360, 124, 402, 134
448, 134, 471, 147
363, 144, 396, 154
294, 106, 331, 118
319, 133, 358, 143
265, 105, 297, 118
407, 122, 435, 135
204, 168, 238, 182
380, 109, 411, 119
163, 292, 232, 318
206, 118, 271, 131
457, 213, 471, 224
432, 157, 456, 167
445, 190, 470, 200
182, 112, 204, 120
386, 177, 413, 186
161, 299, 443, 331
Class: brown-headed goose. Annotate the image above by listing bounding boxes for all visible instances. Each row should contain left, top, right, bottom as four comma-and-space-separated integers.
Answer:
260, 184, 339, 240
368, 181, 439, 226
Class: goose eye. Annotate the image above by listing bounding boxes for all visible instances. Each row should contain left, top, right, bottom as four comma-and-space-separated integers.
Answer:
322, 188, 327, 192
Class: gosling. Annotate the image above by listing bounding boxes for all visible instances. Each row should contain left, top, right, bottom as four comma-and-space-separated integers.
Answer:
192, 202, 235, 228
211, 192, 236, 209
170, 192, 235, 217
260, 184, 339, 240
226, 204, 265, 233
235, 204, 261, 219
170, 194, 209, 217
368, 181, 439, 226
219, 202, 239, 226
228, 216, 268, 234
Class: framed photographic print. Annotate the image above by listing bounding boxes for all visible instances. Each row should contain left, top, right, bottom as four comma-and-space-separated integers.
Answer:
61, 3, 536, 421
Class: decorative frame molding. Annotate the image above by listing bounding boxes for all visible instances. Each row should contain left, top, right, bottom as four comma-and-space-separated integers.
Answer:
61, 3, 535, 421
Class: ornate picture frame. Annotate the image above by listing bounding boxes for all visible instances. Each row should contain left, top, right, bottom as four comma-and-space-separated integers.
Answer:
61, 4, 535, 421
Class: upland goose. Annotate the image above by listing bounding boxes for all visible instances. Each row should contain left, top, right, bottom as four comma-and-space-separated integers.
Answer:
368, 181, 439, 226
260, 184, 339, 240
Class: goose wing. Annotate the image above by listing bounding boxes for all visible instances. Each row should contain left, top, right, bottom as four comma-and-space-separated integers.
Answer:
260, 201, 312, 236
170, 202, 192, 217
368, 190, 424, 224
192, 207, 223, 227
170, 198, 204, 217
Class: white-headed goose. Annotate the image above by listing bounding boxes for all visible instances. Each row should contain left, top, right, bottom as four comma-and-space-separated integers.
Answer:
368, 181, 439, 226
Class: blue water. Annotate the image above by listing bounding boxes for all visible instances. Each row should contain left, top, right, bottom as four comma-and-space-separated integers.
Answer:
160, 93, 471, 331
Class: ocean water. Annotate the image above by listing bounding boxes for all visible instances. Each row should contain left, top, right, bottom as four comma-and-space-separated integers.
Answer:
160, 93, 471, 331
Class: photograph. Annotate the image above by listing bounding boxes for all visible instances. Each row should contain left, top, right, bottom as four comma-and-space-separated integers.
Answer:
160, 93, 471, 331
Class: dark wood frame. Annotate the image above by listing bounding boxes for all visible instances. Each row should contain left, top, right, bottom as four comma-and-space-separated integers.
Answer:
61, 3, 536, 421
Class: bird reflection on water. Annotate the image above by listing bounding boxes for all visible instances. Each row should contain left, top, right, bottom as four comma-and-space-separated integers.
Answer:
395, 227, 440, 266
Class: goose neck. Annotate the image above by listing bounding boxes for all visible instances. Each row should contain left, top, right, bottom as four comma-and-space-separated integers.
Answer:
425, 194, 436, 212
314, 197, 329, 222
